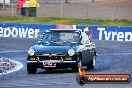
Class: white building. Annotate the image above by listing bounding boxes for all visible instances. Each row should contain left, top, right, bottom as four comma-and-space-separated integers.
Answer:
0, 0, 10, 5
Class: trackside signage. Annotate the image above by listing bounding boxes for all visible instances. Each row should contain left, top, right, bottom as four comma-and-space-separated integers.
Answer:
0, 27, 39, 38
76, 25, 132, 41
0, 23, 56, 38
97, 28, 132, 41
0, 22, 132, 41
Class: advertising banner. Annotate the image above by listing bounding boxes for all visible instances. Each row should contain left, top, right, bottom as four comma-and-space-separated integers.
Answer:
0, 22, 56, 38
76, 25, 132, 41
0, 22, 132, 41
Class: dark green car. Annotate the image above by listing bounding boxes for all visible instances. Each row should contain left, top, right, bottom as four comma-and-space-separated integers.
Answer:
27, 29, 96, 73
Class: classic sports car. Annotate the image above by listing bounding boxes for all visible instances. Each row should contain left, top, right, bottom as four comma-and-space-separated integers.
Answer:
27, 29, 96, 73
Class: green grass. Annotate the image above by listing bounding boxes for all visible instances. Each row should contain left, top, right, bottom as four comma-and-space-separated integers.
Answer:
0, 16, 132, 26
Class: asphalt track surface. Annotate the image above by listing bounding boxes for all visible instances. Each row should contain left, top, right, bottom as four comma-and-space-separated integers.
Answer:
0, 38, 132, 88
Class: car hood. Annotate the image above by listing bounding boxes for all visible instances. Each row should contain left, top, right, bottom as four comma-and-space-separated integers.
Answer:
32, 45, 79, 55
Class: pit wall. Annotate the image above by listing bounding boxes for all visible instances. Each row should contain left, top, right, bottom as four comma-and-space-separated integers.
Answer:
0, 22, 132, 41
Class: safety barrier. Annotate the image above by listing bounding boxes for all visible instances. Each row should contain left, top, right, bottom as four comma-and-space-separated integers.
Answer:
0, 22, 132, 41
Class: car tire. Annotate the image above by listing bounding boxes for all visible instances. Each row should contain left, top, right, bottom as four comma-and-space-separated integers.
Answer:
87, 55, 96, 70
27, 63, 37, 74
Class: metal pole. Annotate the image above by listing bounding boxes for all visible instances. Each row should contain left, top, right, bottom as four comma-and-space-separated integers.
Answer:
92, 0, 95, 19
113, 6, 116, 20
61, 0, 64, 17
3, 0, 5, 9
87, 0, 89, 19
11, 2, 14, 16
87, 6, 89, 19
66, 0, 68, 3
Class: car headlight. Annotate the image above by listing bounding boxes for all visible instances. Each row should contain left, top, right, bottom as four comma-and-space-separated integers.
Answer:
28, 48, 35, 56
68, 49, 75, 56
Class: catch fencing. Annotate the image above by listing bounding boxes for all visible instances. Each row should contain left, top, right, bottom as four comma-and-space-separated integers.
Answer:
0, 0, 132, 20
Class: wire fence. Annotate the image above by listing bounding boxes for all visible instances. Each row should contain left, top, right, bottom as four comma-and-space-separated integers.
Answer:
0, 0, 132, 20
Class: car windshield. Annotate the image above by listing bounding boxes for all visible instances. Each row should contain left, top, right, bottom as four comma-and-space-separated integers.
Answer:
42, 31, 81, 45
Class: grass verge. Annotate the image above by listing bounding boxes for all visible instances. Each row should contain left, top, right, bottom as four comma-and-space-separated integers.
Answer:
0, 16, 132, 26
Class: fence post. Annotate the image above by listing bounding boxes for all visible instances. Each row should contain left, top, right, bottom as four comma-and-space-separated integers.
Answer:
61, 0, 64, 17
87, 6, 89, 19
2, 0, 5, 9
113, 6, 116, 20
66, 0, 68, 3
11, 2, 14, 16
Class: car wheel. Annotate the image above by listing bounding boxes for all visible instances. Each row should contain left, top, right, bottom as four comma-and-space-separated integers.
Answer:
87, 55, 96, 70
27, 63, 37, 74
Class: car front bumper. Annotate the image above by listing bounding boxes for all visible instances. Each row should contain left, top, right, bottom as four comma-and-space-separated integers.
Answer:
27, 60, 77, 69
